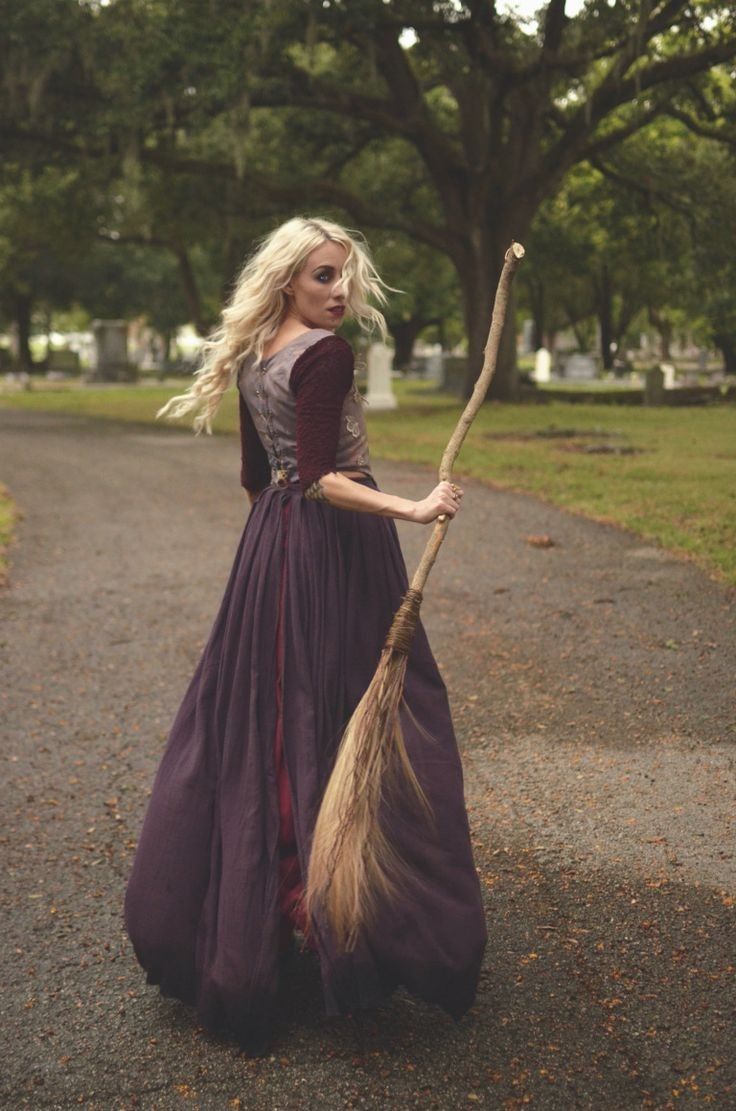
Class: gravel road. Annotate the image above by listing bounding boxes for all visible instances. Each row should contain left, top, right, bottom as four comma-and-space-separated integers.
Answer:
1, 408, 734, 1109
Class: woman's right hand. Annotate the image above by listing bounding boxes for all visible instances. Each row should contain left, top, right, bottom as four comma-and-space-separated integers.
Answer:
411, 480, 464, 524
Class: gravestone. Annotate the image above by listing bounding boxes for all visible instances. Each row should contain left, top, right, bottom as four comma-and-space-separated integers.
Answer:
425, 349, 444, 384
88, 320, 134, 382
365, 342, 398, 410
521, 319, 535, 354
534, 347, 551, 383
563, 353, 598, 380
644, 365, 665, 405
48, 349, 80, 373
441, 356, 468, 395
661, 362, 676, 389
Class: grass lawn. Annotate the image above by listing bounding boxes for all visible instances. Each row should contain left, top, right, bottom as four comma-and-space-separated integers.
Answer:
0, 481, 20, 586
1, 378, 735, 585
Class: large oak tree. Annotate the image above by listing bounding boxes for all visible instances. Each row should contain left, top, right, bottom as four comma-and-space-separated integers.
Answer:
2, 0, 735, 394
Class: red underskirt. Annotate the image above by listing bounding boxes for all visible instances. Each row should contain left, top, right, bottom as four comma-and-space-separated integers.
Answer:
275, 500, 316, 954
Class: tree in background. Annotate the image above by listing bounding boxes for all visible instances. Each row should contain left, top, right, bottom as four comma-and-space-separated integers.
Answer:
521, 114, 736, 374
0, 163, 101, 369
521, 144, 693, 368
2, 0, 735, 392
371, 234, 463, 368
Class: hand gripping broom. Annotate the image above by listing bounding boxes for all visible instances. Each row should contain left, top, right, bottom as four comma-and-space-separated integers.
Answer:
305, 242, 525, 952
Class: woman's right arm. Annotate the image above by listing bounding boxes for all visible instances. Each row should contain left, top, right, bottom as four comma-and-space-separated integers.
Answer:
307, 471, 462, 524
290, 335, 463, 524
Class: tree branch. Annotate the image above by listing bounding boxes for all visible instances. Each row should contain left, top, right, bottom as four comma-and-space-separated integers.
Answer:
5, 122, 454, 256
664, 106, 736, 147
540, 36, 736, 188
579, 103, 663, 159
543, 0, 568, 56
587, 155, 692, 218
254, 61, 465, 174
513, 0, 687, 85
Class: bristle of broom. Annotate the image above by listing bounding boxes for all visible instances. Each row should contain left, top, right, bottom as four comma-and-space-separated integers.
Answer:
305, 645, 435, 951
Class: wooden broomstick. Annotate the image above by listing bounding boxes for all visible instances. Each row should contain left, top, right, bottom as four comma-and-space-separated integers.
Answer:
305, 241, 526, 952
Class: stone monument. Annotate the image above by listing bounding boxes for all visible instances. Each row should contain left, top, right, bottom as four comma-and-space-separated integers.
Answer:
563, 353, 598, 380
534, 347, 552, 383
644, 365, 665, 405
661, 362, 676, 389
365, 342, 398, 410
425, 348, 444, 384
87, 320, 134, 382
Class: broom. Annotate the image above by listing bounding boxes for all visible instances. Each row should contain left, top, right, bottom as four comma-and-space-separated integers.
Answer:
305, 241, 526, 952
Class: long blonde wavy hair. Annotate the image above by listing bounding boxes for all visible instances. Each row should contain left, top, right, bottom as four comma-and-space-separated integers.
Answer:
156, 215, 396, 434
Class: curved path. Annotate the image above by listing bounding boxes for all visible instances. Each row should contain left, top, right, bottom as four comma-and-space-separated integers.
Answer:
1, 409, 734, 1108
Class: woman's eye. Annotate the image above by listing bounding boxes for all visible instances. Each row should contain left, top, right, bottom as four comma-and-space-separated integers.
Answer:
317, 272, 330, 282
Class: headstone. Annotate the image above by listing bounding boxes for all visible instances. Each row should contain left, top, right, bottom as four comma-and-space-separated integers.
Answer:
425, 349, 444, 384
365, 342, 398, 410
563, 353, 597, 380
88, 320, 134, 382
4, 370, 32, 390
47, 349, 80, 373
644, 365, 665, 405
521, 319, 535, 354
660, 362, 676, 389
534, 347, 551, 383
441, 356, 467, 395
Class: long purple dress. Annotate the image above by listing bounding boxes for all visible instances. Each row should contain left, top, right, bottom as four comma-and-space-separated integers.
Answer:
123, 330, 487, 1049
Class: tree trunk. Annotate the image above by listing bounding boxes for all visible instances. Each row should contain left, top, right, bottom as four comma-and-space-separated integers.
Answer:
44, 308, 53, 367
612, 300, 638, 362
714, 333, 736, 374
658, 321, 672, 361
569, 316, 588, 352
648, 306, 672, 361
526, 277, 546, 350
15, 293, 34, 372
597, 265, 614, 370
390, 318, 427, 371
175, 247, 209, 336
162, 328, 174, 365
532, 305, 545, 352
460, 244, 519, 401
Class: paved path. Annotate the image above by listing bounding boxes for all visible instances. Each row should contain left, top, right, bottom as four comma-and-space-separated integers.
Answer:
1, 409, 734, 1109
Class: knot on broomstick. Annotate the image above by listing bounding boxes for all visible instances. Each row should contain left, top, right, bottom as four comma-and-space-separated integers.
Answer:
384, 588, 423, 656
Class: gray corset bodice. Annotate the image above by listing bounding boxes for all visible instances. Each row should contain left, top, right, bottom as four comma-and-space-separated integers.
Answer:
237, 328, 372, 487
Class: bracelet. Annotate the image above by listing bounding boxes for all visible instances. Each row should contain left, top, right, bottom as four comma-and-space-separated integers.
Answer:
304, 477, 329, 502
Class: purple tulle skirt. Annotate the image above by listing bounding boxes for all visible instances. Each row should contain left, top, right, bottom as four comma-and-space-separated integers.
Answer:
123, 475, 487, 1048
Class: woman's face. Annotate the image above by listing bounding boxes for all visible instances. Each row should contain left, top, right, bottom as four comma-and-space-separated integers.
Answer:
284, 241, 348, 331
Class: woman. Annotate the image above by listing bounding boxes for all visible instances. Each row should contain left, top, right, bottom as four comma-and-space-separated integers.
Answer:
124, 215, 487, 1052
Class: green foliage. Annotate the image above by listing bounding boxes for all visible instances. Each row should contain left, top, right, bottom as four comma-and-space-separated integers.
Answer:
0, 160, 104, 342
521, 112, 736, 364
0, 481, 17, 585
2, 0, 736, 387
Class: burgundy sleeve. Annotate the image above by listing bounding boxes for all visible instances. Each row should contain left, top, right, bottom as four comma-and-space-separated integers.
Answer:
289, 335, 354, 493
239, 391, 271, 495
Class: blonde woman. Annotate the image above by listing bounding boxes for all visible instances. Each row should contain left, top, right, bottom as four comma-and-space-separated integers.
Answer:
124, 215, 487, 1052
